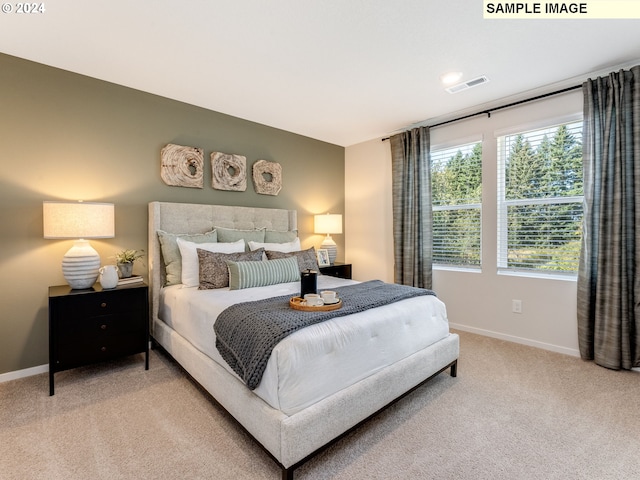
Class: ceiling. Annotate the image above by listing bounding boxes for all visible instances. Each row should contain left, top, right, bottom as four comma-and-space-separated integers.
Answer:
1, 1, 639, 147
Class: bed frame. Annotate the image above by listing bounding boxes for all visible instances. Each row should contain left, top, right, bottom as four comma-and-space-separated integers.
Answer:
148, 201, 459, 479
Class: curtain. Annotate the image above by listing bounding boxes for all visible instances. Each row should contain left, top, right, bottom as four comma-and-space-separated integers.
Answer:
389, 126, 432, 288
577, 65, 640, 370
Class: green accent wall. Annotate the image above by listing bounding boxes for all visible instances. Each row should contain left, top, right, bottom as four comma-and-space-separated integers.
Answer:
0, 53, 345, 375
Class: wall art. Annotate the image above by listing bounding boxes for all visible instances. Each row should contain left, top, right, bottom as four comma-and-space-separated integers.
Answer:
160, 143, 204, 188
211, 152, 247, 191
252, 159, 282, 196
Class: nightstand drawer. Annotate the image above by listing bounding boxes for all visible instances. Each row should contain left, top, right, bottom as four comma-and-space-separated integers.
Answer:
56, 312, 145, 337
57, 289, 145, 318
56, 329, 147, 368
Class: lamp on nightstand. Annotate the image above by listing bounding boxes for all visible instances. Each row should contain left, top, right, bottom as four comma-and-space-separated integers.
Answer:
314, 213, 342, 265
43, 201, 115, 289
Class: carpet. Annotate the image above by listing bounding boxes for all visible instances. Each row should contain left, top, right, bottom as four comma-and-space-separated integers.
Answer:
1, 331, 639, 479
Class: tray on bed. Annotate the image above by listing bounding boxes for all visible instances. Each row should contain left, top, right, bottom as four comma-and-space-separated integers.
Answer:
289, 296, 343, 311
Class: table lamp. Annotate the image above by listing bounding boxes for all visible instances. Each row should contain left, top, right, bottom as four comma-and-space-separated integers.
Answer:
314, 213, 342, 265
43, 201, 115, 289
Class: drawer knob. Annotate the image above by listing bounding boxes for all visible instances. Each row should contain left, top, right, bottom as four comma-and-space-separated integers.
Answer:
101, 302, 107, 308
100, 324, 107, 330
101, 346, 107, 352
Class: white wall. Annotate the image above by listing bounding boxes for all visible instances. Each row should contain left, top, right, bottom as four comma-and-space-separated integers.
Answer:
345, 139, 395, 283
345, 90, 583, 356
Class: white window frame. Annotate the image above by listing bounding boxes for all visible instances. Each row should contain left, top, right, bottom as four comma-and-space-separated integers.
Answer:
496, 115, 583, 278
430, 139, 483, 270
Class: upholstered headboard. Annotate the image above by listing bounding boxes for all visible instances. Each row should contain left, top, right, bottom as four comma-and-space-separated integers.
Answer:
148, 201, 298, 333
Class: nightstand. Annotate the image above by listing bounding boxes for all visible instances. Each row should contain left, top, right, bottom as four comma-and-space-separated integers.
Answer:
48, 282, 149, 396
319, 262, 352, 279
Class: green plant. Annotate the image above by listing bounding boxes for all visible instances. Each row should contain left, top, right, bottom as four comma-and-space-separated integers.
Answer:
115, 249, 145, 264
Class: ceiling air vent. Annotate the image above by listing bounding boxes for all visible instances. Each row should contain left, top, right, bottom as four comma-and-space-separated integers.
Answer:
445, 76, 489, 94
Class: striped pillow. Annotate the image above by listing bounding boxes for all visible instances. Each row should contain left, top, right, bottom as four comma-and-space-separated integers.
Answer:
227, 256, 300, 290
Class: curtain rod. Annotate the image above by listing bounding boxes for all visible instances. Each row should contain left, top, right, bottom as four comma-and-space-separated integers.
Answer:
381, 83, 582, 141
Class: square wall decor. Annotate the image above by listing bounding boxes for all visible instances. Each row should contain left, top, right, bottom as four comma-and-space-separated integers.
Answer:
211, 152, 247, 191
160, 143, 204, 189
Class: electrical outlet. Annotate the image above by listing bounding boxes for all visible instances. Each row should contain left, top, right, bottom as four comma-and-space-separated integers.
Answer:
512, 299, 522, 314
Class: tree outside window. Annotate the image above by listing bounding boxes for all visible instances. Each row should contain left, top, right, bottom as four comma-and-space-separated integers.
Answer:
498, 121, 583, 275
431, 142, 482, 268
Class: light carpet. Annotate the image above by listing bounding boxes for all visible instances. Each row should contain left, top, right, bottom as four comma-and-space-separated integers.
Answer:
1, 331, 639, 480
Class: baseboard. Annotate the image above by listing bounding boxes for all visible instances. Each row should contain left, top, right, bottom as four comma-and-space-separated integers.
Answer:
2, 342, 153, 384
0, 364, 48, 384
449, 323, 581, 358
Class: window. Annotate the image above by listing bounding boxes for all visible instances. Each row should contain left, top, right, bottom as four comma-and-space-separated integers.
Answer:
497, 121, 583, 275
431, 142, 482, 268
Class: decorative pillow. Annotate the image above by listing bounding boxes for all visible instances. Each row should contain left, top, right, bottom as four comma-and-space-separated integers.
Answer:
248, 237, 301, 253
157, 229, 217, 286
265, 247, 321, 273
214, 227, 266, 250
198, 248, 265, 289
227, 256, 300, 290
265, 230, 298, 243
177, 237, 244, 287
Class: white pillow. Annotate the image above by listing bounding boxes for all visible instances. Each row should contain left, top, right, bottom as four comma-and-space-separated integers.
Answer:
248, 237, 301, 253
176, 237, 244, 287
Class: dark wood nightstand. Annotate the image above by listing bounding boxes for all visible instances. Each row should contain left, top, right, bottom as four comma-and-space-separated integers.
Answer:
48, 282, 149, 396
319, 262, 352, 279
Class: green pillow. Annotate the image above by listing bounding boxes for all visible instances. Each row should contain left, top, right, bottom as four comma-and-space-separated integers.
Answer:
265, 230, 298, 243
157, 229, 217, 286
227, 256, 300, 290
214, 227, 265, 251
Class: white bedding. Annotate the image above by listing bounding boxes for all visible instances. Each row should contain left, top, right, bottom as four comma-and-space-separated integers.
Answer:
159, 275, 450, 415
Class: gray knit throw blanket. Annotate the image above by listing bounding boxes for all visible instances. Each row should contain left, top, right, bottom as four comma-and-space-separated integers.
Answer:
215, 280, 436, 390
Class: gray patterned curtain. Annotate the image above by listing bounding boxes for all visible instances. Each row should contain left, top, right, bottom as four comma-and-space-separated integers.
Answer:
577, 65, 640, 370
389, 126, 432, 288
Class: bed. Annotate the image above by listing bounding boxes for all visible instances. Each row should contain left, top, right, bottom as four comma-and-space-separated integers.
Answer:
148, 201, 459, 479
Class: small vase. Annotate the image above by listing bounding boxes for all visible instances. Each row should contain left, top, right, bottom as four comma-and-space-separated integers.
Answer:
118, 262, 133, 278
99, 265, 119, 289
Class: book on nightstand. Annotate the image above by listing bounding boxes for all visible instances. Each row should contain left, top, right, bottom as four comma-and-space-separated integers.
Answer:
117, 275, 144, 286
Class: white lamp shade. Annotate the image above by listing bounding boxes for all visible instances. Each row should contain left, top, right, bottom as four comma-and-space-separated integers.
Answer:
314, 214, 343, 235
43, 201, 115, 289
43, 201, 115, 238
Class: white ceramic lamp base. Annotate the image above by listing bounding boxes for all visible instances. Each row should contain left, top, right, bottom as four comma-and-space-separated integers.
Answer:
61, 239, 101, 289
320, 235, 338, 265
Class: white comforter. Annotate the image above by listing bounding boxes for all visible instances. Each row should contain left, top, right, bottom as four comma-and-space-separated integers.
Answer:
159, 276, 450, 415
